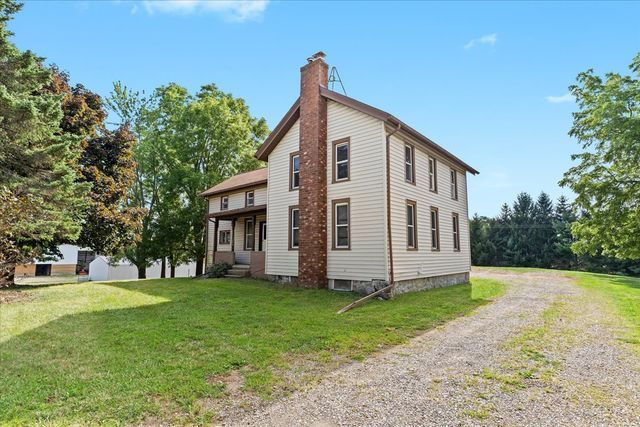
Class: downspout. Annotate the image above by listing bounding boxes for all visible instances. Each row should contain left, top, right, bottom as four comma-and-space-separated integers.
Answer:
385, 122, 402, 286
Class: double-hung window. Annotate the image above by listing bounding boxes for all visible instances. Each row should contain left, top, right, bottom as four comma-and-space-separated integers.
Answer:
220, 196, 229, 211
452, 213, 461, 251
431, 207, 440, 251
428, 157, 437, 192
289, 206, 300, 249
333, 199, 350, 249
219, 230, 231, 245
290, 153, 300, 190
244, 218, 255, 251
450, 169, 458, 200
245, 190, 255, 207
406, 200, 417, 249
333, 138, 350, 182
405, 145, 415, 184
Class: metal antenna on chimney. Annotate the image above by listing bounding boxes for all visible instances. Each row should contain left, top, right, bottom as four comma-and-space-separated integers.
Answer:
329, 66, 347, 95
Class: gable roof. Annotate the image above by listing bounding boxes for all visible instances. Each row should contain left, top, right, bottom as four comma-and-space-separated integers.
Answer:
199, 168, 268, 197
255, 88, 479, 175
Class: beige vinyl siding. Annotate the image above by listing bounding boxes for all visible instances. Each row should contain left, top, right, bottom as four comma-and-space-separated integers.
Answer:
326, 101, 388, 282
208, 185, 266, 213
388, 132, 471, 281
265, 121, 300, 276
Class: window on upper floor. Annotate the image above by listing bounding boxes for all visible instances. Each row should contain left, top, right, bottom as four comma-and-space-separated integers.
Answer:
428, 157, 437, 193
431, 207, 440, 251
333, 199, 350, 249
245, 190, 254, 207
452, 213, 461, 251
289, 206, 300, 249
333, 138, 350, 182
290, 153, 300, 190
450, 169, 458, 200
220, 196, 229, 211
405, 145, 415, 184
406, 200, 417, 250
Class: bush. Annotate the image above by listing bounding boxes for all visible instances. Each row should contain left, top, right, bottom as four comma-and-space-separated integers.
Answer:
207, 262, 231, 278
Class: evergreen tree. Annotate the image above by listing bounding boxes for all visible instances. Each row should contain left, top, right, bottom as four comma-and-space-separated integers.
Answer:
553, 195, 577, 269
0, 0, 88, 286
489, 203, 511, 265
533, 192, 555, 267
506, 193, 536, 266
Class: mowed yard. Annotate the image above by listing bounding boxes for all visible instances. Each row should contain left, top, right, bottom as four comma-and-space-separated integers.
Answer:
0, 276, 504, 425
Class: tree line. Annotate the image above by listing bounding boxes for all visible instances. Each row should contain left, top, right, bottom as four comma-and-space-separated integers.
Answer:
470, 192, 640, 276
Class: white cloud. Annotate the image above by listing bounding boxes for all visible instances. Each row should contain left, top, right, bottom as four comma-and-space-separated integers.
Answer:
464, 33, 497, 50
546, 93, 574, 104
141, 0, 268, 22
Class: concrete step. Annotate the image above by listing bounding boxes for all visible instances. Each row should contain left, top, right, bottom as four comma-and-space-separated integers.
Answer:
232, 264, 250, 269
224, 274, 246, 279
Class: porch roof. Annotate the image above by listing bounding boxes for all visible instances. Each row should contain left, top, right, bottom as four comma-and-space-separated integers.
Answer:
207, 204, 267, 220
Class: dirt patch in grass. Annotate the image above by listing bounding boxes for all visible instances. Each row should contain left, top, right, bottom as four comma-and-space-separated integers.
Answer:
0, 289, 33, 304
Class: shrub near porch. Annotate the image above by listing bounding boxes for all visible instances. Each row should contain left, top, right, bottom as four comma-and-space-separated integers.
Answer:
0, 277, 504, 425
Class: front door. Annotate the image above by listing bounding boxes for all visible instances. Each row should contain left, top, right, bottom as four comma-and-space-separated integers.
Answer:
259, 221, 267, 251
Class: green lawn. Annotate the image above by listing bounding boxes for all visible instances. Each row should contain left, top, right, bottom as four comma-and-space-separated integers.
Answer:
0, 277, 504, 425
568, 271, 640, 349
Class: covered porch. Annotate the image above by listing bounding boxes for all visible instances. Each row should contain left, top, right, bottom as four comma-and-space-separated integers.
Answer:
205, 204, 267, 278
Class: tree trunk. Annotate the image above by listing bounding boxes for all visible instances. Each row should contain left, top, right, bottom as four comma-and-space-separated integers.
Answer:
170, 264, 176, 278
0, 264, 16, 288
160, 257, 166, 278
196, 258, 204, 276
137, 264, 146, 279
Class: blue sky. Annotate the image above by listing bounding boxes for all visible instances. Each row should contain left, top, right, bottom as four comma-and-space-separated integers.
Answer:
11, 1, 640, 216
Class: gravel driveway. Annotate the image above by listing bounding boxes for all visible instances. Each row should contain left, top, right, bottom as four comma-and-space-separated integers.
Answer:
226, 269, 640, 426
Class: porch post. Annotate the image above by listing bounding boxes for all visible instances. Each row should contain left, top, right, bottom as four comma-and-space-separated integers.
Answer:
252, 215, 257, 251
231, 219, 236, 252
213, 219, 219, 264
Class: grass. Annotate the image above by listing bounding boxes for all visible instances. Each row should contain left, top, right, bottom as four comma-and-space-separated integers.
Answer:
567, 271, 640, 350
0, 277, 505, 425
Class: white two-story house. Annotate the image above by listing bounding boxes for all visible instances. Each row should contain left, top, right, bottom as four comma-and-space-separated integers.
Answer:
201, 52, 478, 294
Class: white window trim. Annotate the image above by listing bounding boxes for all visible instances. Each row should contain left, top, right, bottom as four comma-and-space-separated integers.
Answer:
221, 196, 229, 211
246, 191, 255, 207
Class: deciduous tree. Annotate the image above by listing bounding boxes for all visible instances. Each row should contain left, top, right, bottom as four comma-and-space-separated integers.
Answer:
560, 52, 640, 259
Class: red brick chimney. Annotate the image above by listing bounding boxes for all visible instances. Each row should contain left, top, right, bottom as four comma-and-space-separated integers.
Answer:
298, 51, 329, 288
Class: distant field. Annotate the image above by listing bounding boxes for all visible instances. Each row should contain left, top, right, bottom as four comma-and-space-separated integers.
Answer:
0, 277, 504, 425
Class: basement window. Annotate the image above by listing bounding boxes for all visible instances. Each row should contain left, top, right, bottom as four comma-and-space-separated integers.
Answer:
332, 279, 352, 292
